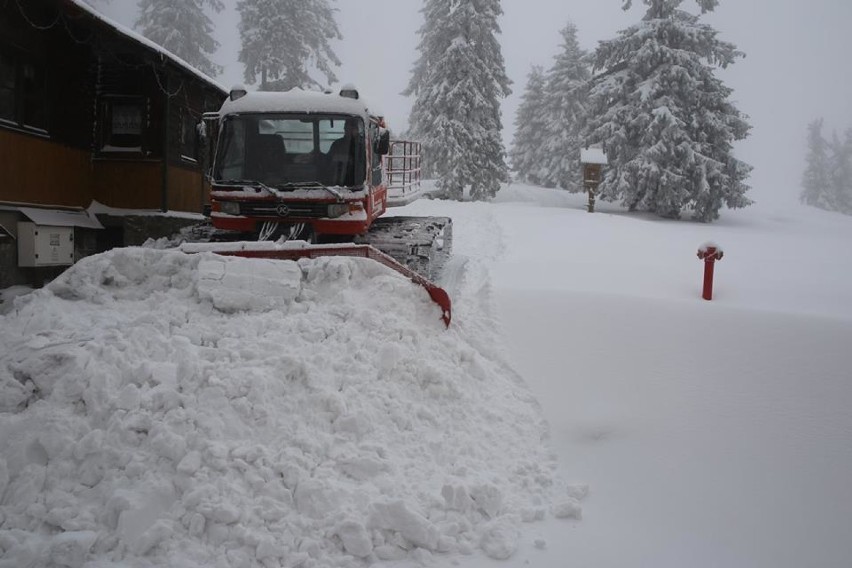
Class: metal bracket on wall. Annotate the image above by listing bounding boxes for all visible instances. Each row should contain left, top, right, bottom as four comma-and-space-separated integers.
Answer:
0, 222, 14, 240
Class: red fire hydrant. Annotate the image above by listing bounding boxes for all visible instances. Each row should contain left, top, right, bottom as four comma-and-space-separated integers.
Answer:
697, 243, 724, 301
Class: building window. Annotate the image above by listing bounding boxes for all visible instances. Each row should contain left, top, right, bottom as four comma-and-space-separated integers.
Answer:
0, 50, 47, 133
0, 53, 15, 122
180, 108, 199, 162
21, 62, 47, 130
100, 96, 144, 153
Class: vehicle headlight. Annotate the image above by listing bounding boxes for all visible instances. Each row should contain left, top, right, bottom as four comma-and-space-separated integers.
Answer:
327, 203, 349, 218
219, 201, 241, 215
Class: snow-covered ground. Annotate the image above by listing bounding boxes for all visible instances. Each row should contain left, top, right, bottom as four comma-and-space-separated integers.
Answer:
403, 186, 852, 568
1, 185, 851, 567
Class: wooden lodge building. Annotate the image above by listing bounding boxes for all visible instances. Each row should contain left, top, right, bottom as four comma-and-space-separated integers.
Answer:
0, 0, 227, 287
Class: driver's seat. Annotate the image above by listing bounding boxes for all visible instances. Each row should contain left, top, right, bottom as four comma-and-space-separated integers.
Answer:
248, 134, 287, 179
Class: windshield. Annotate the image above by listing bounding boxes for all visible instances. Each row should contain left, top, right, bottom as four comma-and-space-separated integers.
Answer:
214, 113, 366, 188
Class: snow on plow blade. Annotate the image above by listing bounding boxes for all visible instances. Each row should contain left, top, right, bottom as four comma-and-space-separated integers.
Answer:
181, 241, 451, 327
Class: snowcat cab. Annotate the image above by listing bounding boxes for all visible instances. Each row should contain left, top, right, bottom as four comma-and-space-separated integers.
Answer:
191, 86, 452, 325
207, 87, 393, 241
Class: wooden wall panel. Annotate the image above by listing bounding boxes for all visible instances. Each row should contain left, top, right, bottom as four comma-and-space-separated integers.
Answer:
0, 129, 92, 206
92, 160, 162, 210
167, 164, 205, 213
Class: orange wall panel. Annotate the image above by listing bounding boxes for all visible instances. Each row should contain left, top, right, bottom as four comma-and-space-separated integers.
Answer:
0, 128, 92, 206
92, 160, 162, 210
167, 164, 205, 213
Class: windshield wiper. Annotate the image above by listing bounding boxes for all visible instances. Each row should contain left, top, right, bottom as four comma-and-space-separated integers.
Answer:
274, 181, 323, 189
216, 179, 274, 192
274, 182, 346, 201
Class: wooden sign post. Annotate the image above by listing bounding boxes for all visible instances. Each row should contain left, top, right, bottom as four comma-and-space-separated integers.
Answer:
580, 147, 608, 213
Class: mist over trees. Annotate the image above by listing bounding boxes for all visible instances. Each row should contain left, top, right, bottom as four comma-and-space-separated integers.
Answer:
405, 0, 512, 201
801, 119, 852, 214
135, 0, 224, 77
237, 0, 341, 91
510, 66, 548, 186
510, 22, 590, 192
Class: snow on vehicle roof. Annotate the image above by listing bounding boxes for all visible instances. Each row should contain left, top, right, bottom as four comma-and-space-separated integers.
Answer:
219, 89, 376, 120
66, 0, 227, 94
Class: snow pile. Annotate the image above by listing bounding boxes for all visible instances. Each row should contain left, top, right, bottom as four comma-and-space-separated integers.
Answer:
0, 286, 32, 316
0, 247, 572, 567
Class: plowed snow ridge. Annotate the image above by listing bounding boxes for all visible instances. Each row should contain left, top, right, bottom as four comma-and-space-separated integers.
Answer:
0, 247, 575, 567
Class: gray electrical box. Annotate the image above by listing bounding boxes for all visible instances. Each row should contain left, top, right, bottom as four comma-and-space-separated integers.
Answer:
17, 222, 75, 267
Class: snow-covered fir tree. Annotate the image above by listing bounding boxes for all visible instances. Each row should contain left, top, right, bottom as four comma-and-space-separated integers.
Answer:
510, 66, 548, 185
405, 0, 512, 201
800, 119, 834, 210
540, 22, 590, 192
584, 0, 752, 221
828, 130, 852, 214
135, 0, 223, 77
801, 120, 852, 215
237, 0, 341, 91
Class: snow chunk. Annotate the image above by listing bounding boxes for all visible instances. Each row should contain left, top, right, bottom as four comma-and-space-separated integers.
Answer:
196, 255, 301, 312
552, 498, 583, 520
480, 518, 520, 560
369, 501, 439, 551
335, 520, 373, 558
294, 479, 341, 519
48, 531, 98, 568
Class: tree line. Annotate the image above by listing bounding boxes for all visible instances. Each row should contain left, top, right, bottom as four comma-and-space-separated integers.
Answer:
800, 120, 852, 215
127, 0, 752, 222
133, 0, 341, 90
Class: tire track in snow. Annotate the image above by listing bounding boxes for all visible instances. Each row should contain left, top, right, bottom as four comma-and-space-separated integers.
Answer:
438, 203, 508, 359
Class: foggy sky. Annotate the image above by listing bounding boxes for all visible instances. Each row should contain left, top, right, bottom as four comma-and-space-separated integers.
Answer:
98, 0, 852, 208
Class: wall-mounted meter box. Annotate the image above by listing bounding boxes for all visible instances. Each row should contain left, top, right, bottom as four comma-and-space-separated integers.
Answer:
17, 222, 75, 267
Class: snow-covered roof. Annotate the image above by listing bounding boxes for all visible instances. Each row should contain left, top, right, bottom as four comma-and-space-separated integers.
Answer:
0, 204, 104, 229
219, 89, 375, 120
19, 206, 103, 229
580, 147, 608, 165
87, 200, 204, 221
65, 0, 227, 94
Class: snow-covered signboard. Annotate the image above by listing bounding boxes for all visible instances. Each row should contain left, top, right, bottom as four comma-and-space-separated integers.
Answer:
580, 147, 607, 213
580, 147, 608, 165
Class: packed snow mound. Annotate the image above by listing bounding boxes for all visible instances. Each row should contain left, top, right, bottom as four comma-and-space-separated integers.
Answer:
0, 247, 571, 567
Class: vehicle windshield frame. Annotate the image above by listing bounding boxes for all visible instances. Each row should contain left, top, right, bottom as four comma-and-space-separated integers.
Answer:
213, 112, 367, 189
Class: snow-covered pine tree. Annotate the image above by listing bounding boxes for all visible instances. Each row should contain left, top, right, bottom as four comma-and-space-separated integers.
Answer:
405, 0, 512, 201
828, 129, 852, 214
135, 0, 223, 77
540, 22, 590, 192
510, 65, 548, 185
585, 0, 752, 221
800, 118, 834, 210
237, 0, 341, 91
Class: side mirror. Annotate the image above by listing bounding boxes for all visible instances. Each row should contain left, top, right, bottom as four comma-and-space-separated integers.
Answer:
377, 129, 390, 156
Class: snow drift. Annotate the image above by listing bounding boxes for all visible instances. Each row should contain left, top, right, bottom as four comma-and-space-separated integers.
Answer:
0, 247, 574, 567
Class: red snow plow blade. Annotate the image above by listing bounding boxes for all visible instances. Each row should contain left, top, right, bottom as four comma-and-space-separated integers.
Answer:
182, 242, 451, 327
